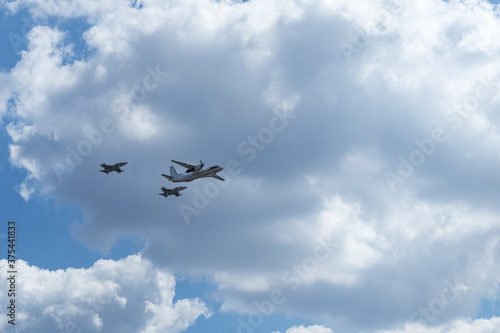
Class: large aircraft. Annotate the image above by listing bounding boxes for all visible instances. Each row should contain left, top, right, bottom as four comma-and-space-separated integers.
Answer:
99, 162, 127, 174
159, 186, 187, 198
162, 160, 224, 182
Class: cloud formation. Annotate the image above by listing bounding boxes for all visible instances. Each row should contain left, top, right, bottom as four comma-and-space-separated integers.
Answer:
273, 325, 334, 333
278, 318, 500, 333
0, 255, 211, 332
378, 317, 500, 333
2, 0, 500, 332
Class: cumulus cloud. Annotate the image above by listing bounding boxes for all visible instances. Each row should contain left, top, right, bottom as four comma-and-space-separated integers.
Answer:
2, 0, 500, 332
0, 255, 211, 332
378, 317, 500, 333
273, 324, 334, 333
280, 318, 500, 333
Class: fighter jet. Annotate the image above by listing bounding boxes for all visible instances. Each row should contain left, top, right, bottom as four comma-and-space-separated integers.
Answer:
162, 160, 224, 182
99, 162, 127, 174
159, 186, 187, 198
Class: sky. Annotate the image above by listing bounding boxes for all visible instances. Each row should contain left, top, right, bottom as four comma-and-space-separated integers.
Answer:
2, 0, 500, 332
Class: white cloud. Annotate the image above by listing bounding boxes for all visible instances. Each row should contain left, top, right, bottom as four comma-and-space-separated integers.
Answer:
0, 255, 211, 333
378, 317, 500, 333
2, 0, 500, 332
279, 318, 500, 333
277, 324, 334, 333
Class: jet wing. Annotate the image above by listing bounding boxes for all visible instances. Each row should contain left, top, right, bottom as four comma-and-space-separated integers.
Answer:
171, 160, 195, 169
212, 174, 225, 181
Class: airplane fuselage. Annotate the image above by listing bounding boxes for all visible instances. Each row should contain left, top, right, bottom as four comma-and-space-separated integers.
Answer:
100, 162, 127, 173
169, 166, 223, 182
159, 186, 187, 197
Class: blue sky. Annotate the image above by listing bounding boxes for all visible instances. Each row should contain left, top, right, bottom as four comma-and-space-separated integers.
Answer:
2, 0, 500, 332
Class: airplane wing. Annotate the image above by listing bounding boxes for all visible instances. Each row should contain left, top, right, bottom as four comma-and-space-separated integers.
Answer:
212, 174, 225, 181
171, 160, 195, 169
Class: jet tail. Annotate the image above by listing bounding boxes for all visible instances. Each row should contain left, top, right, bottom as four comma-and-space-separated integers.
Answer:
170, 166, 179, 177
162, 174, 173, 180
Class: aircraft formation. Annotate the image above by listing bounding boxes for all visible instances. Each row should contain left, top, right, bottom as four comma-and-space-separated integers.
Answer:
99, 160, 224, 198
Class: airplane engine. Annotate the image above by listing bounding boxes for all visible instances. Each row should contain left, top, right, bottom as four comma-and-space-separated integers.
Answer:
194, 160, 205, 171
186, 161, 204, 173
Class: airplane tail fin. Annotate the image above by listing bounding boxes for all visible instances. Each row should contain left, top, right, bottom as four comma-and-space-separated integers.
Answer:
170, 166, 179, 177
162, 174, 173, 180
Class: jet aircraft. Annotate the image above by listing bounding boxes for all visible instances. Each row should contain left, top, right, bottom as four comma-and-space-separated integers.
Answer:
162, 160, 224, 182
159, 186, 187, 197
99, 162, 128, 174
